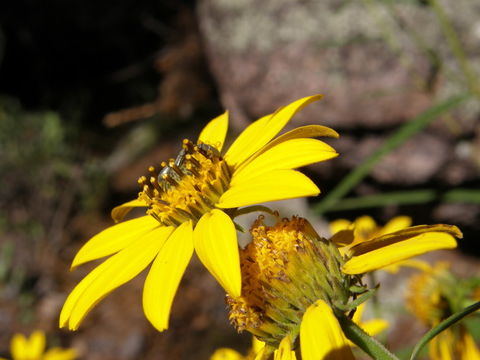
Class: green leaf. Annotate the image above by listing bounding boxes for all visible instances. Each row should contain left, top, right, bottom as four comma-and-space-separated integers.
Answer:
339, 313, 399, 360
410, 300, 480, 360
313, 94, 470, 215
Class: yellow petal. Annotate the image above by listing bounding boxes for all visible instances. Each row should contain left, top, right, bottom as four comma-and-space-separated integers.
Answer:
330, 219, 354, 248
198, 111, 229, 152
209, 348, 243, 360
348, 224, 462, 256
11, 334, 28, 360
71, 216, 159, 269
251, 124, 339, 159
300, 300, 355, 360
43, 348, 78, 360
360, 319, 389, 337
381, 259, 432, 274
193, 210, 241, 297
111, 199, 147, 223
143, 221, 194, 331
352, 303, 389, 337
352, 303, 366, 324
460, 331, 480, 360
235, 124, 339, 173
225, 95, 323, 167
60, 226, 174, 330
224, 113, 272, 167
231, 138, 337, 185
430, 332, 454, 360
342, 232, 458, 275
378, 216, 412, 236
25, 331, 46, 359
353, 216, 377, 241
217, 169, 319, 209
274, 336, 296, 360
329, 219, 352, 235
254, 346, 275, 360
252, 337, 265, 354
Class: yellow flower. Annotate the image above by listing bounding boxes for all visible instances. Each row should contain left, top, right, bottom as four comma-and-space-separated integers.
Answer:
406, 262, 480, 360
210, 337, 267, 360
329, 215, 412, 253
227, 215, 460, 359
60, 95, 340, 331
1, 331, 77, 360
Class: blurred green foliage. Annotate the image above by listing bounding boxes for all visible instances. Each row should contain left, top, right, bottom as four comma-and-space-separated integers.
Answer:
0, 96, 107, 309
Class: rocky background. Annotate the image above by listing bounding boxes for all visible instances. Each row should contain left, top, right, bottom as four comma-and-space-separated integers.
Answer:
1, 0, 479, 359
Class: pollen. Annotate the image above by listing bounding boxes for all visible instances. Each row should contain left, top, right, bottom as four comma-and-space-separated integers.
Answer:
227, 215, 355, 347
138, 139, 231, 227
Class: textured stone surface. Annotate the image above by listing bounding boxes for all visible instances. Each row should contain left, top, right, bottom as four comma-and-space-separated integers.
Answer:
197, 0, 480, 188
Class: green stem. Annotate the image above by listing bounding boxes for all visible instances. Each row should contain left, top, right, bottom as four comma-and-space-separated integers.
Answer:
410, 301, 480, 360
339, 314, 399, 360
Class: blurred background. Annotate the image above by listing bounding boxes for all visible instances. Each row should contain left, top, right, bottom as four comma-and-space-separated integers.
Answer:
1, 0, 479, 359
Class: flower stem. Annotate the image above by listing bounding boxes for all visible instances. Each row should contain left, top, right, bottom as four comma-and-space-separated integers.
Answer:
338, 314, 399, 360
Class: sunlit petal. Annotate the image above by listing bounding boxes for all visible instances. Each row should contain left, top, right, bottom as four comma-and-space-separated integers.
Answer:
25, 331, 46, 358
329, 219, 352, 235
348, 225, 462, 256
209, 348, 244, 360
274, 335, 296, 360
360, 319, 389, 337
217, 169, 319, 209
300, 300, 355, 360
60, 226, 174, 330
72, 216, 160, 269
378, 216, 412, 236
224, 113, 273, 166
231, 138, 337, 185
198, 111, 229, 152
252, 337, 265, 354
11, 334, 28, 360
143, 221, 194, 331
250, 124, 339, 161
381, 259, 432, 274
111, 199, 147, 222
353, 216, 376, 241
193, 210, 241, 297
225, 95, 323, 167
342, 232, 457, 275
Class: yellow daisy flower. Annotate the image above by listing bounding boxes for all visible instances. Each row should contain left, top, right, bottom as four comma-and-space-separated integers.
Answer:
1, 331, 77, 360
406, 262, 480, 360
60, 95, 340, 331
227, 215, 460, 359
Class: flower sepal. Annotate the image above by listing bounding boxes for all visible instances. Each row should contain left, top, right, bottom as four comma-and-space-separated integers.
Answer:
335, 285, 378, 313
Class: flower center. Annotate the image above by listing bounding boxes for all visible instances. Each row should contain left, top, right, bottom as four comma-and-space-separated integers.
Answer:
227, 216, 355, 347
138, 139, 231, 227
406, 264, 452, 325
